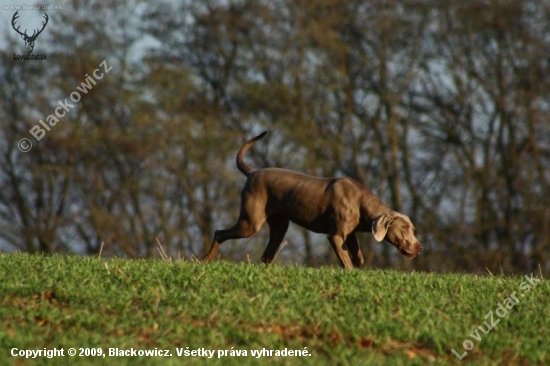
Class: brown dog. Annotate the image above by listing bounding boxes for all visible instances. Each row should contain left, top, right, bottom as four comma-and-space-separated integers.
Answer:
204, 131, 422, 269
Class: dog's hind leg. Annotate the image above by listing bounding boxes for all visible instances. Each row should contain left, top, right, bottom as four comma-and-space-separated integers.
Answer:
204, 217, 264, 261
261, 215, 290, 265
344, 233, 364, 268
204, 192, 266, 261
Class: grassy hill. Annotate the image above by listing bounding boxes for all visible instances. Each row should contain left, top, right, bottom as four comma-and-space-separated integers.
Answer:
0, 253, 548, 365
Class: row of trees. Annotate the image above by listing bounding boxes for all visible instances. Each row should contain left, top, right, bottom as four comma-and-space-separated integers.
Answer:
1, 0, 549, 275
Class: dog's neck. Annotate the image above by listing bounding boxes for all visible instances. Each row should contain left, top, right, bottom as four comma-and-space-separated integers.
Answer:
357, 192, 393, 230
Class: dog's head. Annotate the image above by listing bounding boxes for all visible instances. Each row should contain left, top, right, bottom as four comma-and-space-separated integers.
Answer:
372, 213, 422, 258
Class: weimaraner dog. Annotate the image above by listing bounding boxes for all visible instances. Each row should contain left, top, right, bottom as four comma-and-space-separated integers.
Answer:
204, 131, 422, 269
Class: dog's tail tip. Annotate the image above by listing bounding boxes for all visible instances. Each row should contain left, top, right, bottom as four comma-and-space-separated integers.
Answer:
237, 130, 267, 176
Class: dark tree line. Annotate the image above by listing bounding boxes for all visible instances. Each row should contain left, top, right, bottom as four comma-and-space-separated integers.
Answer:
1, 0, 549, 275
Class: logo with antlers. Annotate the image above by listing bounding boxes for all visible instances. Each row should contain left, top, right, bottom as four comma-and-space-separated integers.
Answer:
11, 11, 49, 54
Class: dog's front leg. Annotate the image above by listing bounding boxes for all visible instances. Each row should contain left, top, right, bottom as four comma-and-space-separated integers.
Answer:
328, 235, 354, 270
344, 233, 364, 268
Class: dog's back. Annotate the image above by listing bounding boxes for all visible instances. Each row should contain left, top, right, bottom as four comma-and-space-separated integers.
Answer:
245, 168, 370, 234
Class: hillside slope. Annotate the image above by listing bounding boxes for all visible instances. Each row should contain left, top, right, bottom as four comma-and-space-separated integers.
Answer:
0, 254, 548, 365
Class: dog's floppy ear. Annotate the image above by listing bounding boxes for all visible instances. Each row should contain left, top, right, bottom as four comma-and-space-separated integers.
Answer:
372, 214, 391, 242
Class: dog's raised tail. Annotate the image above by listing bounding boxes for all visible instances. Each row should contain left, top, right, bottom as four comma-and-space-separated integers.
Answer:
236, 131, 267, 176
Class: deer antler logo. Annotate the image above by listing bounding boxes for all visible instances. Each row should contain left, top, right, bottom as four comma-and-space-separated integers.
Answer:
11, 11, 49, 54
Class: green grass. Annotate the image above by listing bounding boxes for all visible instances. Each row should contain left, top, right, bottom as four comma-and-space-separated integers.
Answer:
0, 253, 548, 365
